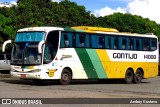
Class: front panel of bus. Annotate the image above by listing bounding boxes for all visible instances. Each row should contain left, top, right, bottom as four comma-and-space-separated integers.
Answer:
10, 30, 60, 79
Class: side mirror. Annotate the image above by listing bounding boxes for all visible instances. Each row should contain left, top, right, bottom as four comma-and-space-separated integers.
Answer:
38, 40, 45, 54
2, 40, 12, 53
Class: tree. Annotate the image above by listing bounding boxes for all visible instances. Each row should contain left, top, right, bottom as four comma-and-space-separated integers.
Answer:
96, 13, 160, 38
9, 0, 96, 29
55, 0, 96, 27
0, 0, 160, 41
0, 14, 14, 42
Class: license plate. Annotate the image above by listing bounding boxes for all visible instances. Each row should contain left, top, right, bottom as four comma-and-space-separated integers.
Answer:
21, 74, 26, 78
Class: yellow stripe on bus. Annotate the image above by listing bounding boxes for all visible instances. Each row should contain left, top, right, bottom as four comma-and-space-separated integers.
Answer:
96, 50, 158, 79
96, 50, 111, 78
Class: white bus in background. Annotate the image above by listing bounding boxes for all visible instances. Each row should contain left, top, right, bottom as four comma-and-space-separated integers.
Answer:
158, 42, 160, 76
2, 26, 158, 85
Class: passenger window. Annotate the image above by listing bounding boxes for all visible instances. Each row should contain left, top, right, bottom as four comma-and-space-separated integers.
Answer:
122, 37, 127, 49
98, 36, 105, 48
129, 38, 134, 50
143, 38, 150, 51
136, 38, 142, 51
150, 39, 157, 51
113, 37, 118, 49
77, 34, 85, 47
91, 35, 98, 48
61, 32, 73, 48
64, 34, 70, 47
85, 35, 90, 48
105, 36, 111, 49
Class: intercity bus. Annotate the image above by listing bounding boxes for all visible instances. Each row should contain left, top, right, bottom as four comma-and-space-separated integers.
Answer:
2, 26, 158, 85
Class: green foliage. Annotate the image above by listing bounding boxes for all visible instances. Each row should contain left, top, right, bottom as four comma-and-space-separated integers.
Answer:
96, 13, 160, 39
0, 0, 160, 44
7, 0, 96, 29
0, 14, 14, 42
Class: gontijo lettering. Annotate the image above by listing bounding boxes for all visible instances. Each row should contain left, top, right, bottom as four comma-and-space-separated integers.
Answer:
113, 53, 137, 59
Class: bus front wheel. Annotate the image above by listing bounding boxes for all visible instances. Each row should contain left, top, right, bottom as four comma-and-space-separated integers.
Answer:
134, 69, 143, 84
59, 68, 72, 85
125, 69, 133, 84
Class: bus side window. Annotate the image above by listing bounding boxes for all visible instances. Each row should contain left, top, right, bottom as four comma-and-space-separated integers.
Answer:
61, 33, 73, 48
98, 36, 104, 48
85, 35, 90, 48
105, 36, 110, 49
150, 39, 157, 51
91, 35, 98, 48
113, 37, 118, 49
76, 34, 90, 48
143, 38, 150, 51
79, 34, 85, 47
110, 37, 114, 49
76, 33, 85, 47
72, 34, 76, 47
129, 38, 134, 50
135, 38, 142, 51
64, 34, 69, 47
61, 33, 67, 48
122, 37, 126, 49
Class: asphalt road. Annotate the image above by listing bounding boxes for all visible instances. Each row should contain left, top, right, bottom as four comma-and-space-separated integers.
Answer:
0, 75, 160, 98
0, 75, 160, 106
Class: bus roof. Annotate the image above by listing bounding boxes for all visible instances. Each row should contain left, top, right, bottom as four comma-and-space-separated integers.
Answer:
17, 27, 64, 32
95, 31, 157, 38
71, 26, 119, 33
17, 26, 157, 38
71, 26, 157, 38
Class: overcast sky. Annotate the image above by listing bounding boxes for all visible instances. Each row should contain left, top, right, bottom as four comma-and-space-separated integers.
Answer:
1, 0, 160, 24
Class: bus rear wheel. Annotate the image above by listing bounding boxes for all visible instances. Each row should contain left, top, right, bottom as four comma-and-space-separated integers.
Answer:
125, 69, 133, 84
134, 69, 143, 84
59, 69, 72, 85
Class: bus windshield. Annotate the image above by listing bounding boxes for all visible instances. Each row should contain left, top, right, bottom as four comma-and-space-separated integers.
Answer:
11, 42, 41, 65
15, 31, 45, 42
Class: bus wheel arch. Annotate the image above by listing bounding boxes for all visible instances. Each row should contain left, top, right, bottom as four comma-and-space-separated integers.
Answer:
133, 68, 143, 84
59, 67, 72, 85
125, 68, 134, 84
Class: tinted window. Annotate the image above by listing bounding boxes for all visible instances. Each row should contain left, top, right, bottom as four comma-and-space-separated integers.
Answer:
143, 38, 150, 51
60, 31, 157, 51
150, 39, 157, 51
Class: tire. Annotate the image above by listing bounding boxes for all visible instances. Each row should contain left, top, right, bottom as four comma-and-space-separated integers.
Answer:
125, 69, 133, 84
134, 69, 143, 84
59, 69, 72, 85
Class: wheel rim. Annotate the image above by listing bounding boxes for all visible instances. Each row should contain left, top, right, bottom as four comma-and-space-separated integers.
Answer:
125, 70, 133, 84
135, 72, 142, 81
126, 72, 132, 82
60, 69, 71, 85
62, 73, 69, 82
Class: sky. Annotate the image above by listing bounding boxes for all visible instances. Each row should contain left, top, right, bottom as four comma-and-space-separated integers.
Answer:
0, 0, 160, 24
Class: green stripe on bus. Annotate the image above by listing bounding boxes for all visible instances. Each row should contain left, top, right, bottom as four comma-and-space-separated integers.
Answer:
75, 48, 98, 79
86, 49, 107, 78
